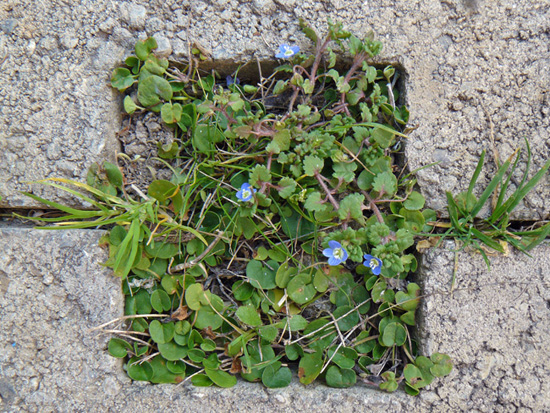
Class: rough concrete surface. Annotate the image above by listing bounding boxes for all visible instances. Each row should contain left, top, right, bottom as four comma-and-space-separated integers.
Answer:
1, 0, 550, 411
416, 241, 550, 412
2, 230, 549, 411
1, 0, 549, 219
0, 0, 123, 207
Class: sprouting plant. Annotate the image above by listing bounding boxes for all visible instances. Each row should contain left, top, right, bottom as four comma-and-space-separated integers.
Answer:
21, 20, 453, 394
429, 138, 550, 285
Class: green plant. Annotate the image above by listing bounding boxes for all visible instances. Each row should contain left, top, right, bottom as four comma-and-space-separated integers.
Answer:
430, 139, 550, 285
22, 20, 451, 393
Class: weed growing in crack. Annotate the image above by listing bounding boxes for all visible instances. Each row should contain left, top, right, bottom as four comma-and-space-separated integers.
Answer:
23, 20, 455, 394
424, 138, 550, 287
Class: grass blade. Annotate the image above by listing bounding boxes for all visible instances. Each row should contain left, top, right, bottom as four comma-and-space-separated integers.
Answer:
492, 146, 522, 213
466, 150, 486, 205
469, 158, 512, 218
18, 192, 106, 219
445, 192, 463, 233
491, 156, 550, 224
523, 222, 550, 251
470, 227, 504, 253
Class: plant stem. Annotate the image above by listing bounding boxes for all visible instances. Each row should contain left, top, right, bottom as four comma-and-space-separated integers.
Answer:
315, 172, 340, 210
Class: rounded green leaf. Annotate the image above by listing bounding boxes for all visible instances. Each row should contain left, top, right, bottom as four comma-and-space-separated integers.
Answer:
246, 259, 277, 290
430, 353, 453, 377
173, 333, 187, 346
287, 273, 316, 305
399, 208, 426, 233
188, 348, 206, 363
352, 285, 370, 314
108, 338, 132, 358
259, 325, 278, 342
232, 280, 254, 301
288, 315, 309, 331
149, 355, 184, 384
332, 305, 359, 332
135, 37, 157, 60
185, 283, 203, 310
149, 320, 175, 344
191, 374, 213, 387
313, 269, 329, 293
381, 322, 407, 347
144, 241, 179, 261
200, 338, 217, 352
194, 306, 223, 330
325, 366, 357, 388
379, 371, 398, 392
161, 102, 182, 124
275, 261, 297, 289
285, 343, 304, 361
166, 360, 186, 375
403, 191, 425, 211
111, 67, 135, 91
204, 368, 237, 388
151, 289, 172, 313
161, 274, 180, 295
104, 162, 123, 188
400, 310, 416, 326
236, 305, 262, 327
123, 95, 138, 114
354, 330, 376, 354
148, 179, 177, 202
298, 352, 323, 385
158, 340, 188, 361
404, 364, 422, 384
134, 289, 152, 314
127, 357, 153, 381
137, 75, 173, 107
262, 364, 292, 388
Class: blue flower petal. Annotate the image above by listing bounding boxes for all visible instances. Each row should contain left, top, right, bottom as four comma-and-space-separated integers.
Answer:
328, 256, 341, 266
322, 248, 334, 258
275, 44, 299, 59
363, 254, 383, 274
236, 183, 255, 202
328, 240, 342, 249
341, 248, 349, 261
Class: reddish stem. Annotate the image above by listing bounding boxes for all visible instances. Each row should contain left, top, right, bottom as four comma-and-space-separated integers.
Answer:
315, 172, 339, 210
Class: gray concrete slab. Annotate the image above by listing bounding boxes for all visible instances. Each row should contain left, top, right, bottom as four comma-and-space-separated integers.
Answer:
417, 241, 550, 411
2, 1, 549, 219
0, 1, 123, 207
2, 230, 549, 411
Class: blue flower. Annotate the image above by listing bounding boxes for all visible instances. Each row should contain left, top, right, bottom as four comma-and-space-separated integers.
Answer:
323, 240, 348, 266
226, 75, 240, 86
236, 182, 256, 202
275, 44, 300, 59
363, 254, 383, 275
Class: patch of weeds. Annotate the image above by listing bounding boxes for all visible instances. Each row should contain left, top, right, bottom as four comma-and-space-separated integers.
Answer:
426, 139, 550, 286
22, 20, 452, 393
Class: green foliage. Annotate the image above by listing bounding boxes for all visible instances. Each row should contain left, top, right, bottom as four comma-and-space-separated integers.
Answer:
433, 139, 550, 281
21, 21, 468, 394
